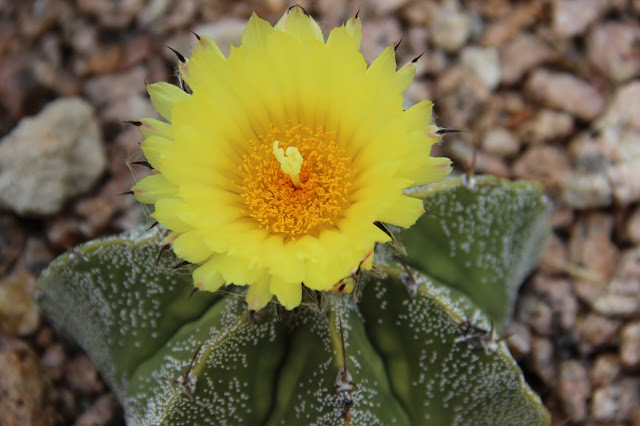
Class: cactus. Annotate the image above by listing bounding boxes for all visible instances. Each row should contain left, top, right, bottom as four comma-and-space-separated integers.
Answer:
39, 175, 551, 425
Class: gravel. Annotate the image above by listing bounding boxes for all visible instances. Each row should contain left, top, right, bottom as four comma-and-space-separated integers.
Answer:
0, 98, 106, 216
1, 0, 639, 424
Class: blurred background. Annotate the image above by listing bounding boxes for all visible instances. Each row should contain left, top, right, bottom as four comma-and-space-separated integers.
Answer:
1, 0, 640, 424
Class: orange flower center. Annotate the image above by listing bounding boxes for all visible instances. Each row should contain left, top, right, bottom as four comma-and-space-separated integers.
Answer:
239, 123, 353, 239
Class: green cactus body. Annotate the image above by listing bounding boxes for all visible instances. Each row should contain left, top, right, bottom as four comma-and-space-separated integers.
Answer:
401, 176, 551, 330
38, 176, 551, 425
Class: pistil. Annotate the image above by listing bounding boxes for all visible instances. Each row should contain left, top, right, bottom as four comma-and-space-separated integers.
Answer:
273, 140, 303, 188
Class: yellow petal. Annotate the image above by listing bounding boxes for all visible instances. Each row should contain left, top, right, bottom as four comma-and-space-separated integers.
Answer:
139, 118, 173, 139
276, 6, 323, 42
327, 17, 362, 51
193, 259, 225, 292
246, 274, 273, 311
270, 279, 302, 310
140, 135, 173, 170
147, 82, 190, 121
241, 12, 275, 49
132, 174, 177, 204
172, 230, 212, 264
367, 45, 397, 83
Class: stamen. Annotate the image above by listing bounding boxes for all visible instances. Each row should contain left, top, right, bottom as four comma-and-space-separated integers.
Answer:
240, 124, 353, 237
273, 140, 303, 188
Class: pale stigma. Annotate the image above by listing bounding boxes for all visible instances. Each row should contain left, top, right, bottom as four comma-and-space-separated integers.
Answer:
273, 140, 303, 188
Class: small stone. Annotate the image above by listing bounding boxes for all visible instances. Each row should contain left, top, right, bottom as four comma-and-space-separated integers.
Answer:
481, 127, 519, 158
444, 137, 511, 177
512, 145, 570, 192
314, 0, 349, 28
538, 232, 569, 275
0, 98, 106, 215
77, 0, 143, 29
481, 1, 544, 47
567, 131, 614, 173
558, 359, 590, 422
0, 51, 80, 122
401, 1, 430, 25
0, 214, 26, 276
610, 128, 640, 164
608, 161, 640, 205
18, 236, 55, 276
35, 327, 55, 350
435, 67, 490, 130
532, 275, 578, 331
550, 206, 574, 231
136, 0, 171, 30
407, 27, 429, 61
404, 80, 433, 108
519, 109, 574, 145
569, 213, 619, 281
609, 250, 640, 295
163, 0, 199, 31
58, 387, 78, 420
146, 56, 171, 85
80, 43, 124, 76
517, 293, 553, 335
368, 0, 409, 15
595, 82, 640, 164
361, 18, 403, 63
74, 195, 117, 236
562, 171, 612, 209
594, 294, 640, 318
591, 353, 621, 387
573, 279, 607, 307
66, 355, 104, 395
75, 394, 121, 426
633, 408, 640, 426
620, 321, 640, 368
591, 380, 640, 423
460, 46, 501, 90
526, 69, 605, 121
504, 321, 531, 360
0, 339, 52, 426
497, 91, 527, 114
428, 1, 472, 52
598, 81, 640, 132
0, 56, 28, 120
41, 343, 66, 382
587, 21, 640, 83
530, 337, 555, 387
0, 270, 40, 336
101, 94, 156, 124
46, 215, 85, 251
552, 0, 607, 38
69, 22, 98, 56
84, 66, 147, 108
15, 0, 61, 40
578, 313, 621, 355
500, 34, 555, 85
119, 35, 152, 71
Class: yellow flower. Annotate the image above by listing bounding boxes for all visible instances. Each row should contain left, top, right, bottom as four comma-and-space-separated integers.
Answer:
132, 7, 452, 310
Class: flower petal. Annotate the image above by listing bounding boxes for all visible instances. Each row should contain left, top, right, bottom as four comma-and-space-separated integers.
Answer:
246, 273, 273, 311
132, 174, 178, 204
270, 279, 302, 310
147, 82, 190, 121
276, 7, 323, 42
131, 9, 451, 310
